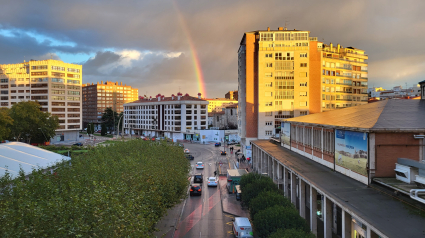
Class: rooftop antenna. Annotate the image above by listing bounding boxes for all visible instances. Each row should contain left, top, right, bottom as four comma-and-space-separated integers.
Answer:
50, 53, 53, 59
284, 20, 290, 30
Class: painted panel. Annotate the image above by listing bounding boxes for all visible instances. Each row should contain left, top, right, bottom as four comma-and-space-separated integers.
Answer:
335, 130, 368, 177
281, 122, 291, 147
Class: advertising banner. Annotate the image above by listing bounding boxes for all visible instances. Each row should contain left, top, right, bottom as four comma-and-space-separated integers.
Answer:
280, 122, 291, 147
335, 130, 368, 176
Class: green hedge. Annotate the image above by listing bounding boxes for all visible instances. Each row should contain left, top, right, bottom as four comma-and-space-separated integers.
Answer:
241, 175, 280, 206
0, 140, 190, 237
249, 190, 293, 219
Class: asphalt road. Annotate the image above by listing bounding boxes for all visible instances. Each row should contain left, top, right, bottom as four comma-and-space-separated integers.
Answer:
173, 143, 235, 238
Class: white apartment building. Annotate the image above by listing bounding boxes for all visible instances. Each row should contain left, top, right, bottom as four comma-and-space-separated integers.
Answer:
0, 59, 82, 143
123, 93, 209, 142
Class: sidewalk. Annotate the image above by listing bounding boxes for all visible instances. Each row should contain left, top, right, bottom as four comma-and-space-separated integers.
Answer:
153, 198, 186, 238
219, 176, 249, 218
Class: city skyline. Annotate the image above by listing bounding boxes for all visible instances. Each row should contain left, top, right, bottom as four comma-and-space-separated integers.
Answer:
0, 0, 424, 97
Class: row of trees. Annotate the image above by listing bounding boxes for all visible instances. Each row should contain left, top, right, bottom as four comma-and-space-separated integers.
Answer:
0, 101, 59, 143
240, 173, 314, 238
84, 108, 123, 136
0, 140, 191, 236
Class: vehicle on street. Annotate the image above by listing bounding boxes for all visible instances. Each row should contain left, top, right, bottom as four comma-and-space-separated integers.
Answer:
143, 137, 149, 141
214, 142, 221, 147
184, 149, 190, 154
233, 217, 253, 238
236, 185, 242, 200
228, 141, 238, 145
221, 151, 227, 155
207, 177, 218, 186
178, 143, 184, 148
185, 154, 194, 160
196, 162, 204, 169
151, 137, 156, 141
193, 174, 203, 183
190, 184, 202, 196
73, 143, 83, 146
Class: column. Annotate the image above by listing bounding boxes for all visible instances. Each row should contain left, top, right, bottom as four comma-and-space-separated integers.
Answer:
291, 172, 297, 205
310, 186, 317, 235
299, 179, 306, 219
342, 210, 351, 238
283, 167, 288, 197
277, 163, 280, 189
324, 196, 332, 238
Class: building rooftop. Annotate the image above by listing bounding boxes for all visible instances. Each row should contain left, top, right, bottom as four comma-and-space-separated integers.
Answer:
283, 100, 425, 132
225, 104, 238, 108
252, 140, 425, 238
126, 93, 207, 104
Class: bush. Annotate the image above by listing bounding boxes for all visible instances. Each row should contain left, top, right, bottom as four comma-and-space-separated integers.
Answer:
249, 190, 293, 218
241, 176, 279, 206
0, 140, 190, 237
101, 123, 107, 136
269, 228, 315, 238
253, 205, 310, 238
240, 172, 267, 190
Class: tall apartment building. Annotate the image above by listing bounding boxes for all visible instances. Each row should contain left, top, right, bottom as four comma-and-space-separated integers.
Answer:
225, 90, 238, 100
206, 98, 237, 112
123, 93, 208, 142
82, 81, 138, 129
0, 59, 82, 142
238, 27, 368, 154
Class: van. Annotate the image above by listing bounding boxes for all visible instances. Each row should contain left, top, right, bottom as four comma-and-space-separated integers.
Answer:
232, 217, 253, 238
235, 185, 242, 201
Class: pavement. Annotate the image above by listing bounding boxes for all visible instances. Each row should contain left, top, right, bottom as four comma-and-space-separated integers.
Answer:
219, 175, 249, 218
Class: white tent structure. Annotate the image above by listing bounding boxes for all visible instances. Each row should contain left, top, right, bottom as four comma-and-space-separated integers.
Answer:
0, 142, 71, 178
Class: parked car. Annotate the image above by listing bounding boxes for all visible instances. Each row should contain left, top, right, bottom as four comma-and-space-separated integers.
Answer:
221, 151, 227, 156
193, 174, 203, 183
196, 162, 204, 169
73, 142, 83, 146
143, 137, 149, 141
207, 177, 218, 187
184, 149, 190, 154
190, 184, 202, 196
215, 142, 221, 147
185, 154, 194, 160
228, 141, 238, 145
233, 217, 253, 238
178, 143, 184, 148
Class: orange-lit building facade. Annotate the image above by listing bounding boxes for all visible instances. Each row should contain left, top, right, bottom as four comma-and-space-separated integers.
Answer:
82, 81, 138, 128
238, 27, 368, 156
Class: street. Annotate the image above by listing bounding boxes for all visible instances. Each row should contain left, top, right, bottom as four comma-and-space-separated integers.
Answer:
158, 142, 238, 238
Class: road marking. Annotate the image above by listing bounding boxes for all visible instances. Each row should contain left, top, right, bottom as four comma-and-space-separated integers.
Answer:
227, 231, 234, 234
209, 163, 212, 166
226, 222, 233, 225
224, 214, 234, 219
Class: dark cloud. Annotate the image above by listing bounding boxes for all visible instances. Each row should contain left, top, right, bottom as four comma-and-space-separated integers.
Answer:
0, 0, 424, 96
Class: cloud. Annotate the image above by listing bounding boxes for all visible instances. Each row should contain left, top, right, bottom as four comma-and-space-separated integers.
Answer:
0, 0, 425, 95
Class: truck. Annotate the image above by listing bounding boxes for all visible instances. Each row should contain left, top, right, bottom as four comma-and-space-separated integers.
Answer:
232, 217, 253, 238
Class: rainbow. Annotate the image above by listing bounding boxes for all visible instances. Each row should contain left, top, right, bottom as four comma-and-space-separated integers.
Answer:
172, 0, 207, 97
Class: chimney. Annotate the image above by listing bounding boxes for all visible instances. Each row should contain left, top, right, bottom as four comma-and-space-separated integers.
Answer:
171, 94, 175, 100
121, 82, 123, 86
198, 93, 202, 99
337, 44, 341, 52
330, 42, 333, 49
116, 81, 118, 85
150, 96, 152, 101
101, 80, 103, 84
177, 92, 182, 100
158, 95, 161, 101
267, 27, 270, 31
278, 27, 283, 31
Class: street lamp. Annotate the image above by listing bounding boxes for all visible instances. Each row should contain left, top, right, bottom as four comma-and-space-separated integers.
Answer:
116, 114, 124, 139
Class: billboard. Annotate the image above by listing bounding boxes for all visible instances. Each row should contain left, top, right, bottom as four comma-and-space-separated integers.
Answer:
280, 122, 291, 147
335, 130, 368, 176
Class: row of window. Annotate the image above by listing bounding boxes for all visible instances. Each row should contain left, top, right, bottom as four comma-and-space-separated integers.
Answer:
31, 65, 81, 73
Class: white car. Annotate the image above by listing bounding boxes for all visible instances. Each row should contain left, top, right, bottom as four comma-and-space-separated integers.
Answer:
196, 162, 204, 169
184, 149, 190, 154
207, 177, 218, 186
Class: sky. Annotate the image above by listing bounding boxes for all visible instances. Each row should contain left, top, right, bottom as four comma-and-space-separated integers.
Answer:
0, 0, 424, 98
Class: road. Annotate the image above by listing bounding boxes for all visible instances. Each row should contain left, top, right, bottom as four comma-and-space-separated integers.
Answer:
173, 143, 235, 238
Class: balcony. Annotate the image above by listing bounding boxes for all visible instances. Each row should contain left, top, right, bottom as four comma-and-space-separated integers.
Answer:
342, 52, 368, 60
336, 98, 352, 101
175, 110, 181, 115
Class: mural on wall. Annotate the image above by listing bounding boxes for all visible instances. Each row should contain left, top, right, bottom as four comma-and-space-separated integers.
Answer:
335, 130, 368, 176
280, 122, 291, 146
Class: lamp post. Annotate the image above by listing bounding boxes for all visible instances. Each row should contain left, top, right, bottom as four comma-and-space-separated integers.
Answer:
116, 114, 124, 139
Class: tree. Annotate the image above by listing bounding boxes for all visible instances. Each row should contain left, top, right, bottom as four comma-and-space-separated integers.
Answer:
0, 108, 13, 141
87, 123, 95, 135
269, 228, 315, 238
249, 190, 293, 218
101, 107, 119, 131
241, 175, 280, 206
101, 123, 107, 136
8, 101, 59, 143
253, 205, 310, 238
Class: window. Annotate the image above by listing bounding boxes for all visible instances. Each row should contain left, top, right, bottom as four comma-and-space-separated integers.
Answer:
67, 80, 80, 84
52, 102, 65, 106
68, 91, 80, 95
265, 112, 273, 116
67, 74, 80, 78
300, 111, 308, 116
52, 90, 65, 94
300, 82, 307, 87
52, 84, 65, 89
265, 121, 273, 126
265, 53, 272, 58
265, 72, 272, 77
31, 77, 49, 83
300, 102, 307, 107
67, 68, 80, 73
265, 131, 273, 136
32, 65, 48, 70
31, 96, 48, 100
300, 53, 307, 58
0, 90, 8, 94
260, 33, 273, 41
300, 92, 307, 96
52, 66, 65, 71
0, 96, 8, 100
265, 82, 272, 87
31, 72, 48, 76
265, 102, 272, 106
275, 53, 283, 60
0, 79, 8, 83
52, 96, 65, 100
300, 63, 307, 67
51, 78, 64, 83
266, 63, 273, 67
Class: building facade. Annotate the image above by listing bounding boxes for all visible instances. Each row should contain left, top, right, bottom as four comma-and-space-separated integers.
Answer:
123, 93, 208, 142
206, 98, 237, 112
377, 85, 421, 100
210, 104, 238, 129
225, 90, 238, 100
238, 27, 369, 156
0, 59, 82, 142
82, 81, 138, 129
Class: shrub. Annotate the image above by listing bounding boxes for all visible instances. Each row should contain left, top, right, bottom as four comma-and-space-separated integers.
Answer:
0, 140, 190, 237
241, 177, 279, 206
253, 205, 310, 238
249, 190, 293, 218
240, 172, 267, 190
269, 228, 315, 238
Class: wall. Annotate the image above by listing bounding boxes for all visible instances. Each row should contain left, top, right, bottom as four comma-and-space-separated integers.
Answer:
309, 41, 322, 114
374, 132, 421, 177
200, 130, 225, 143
